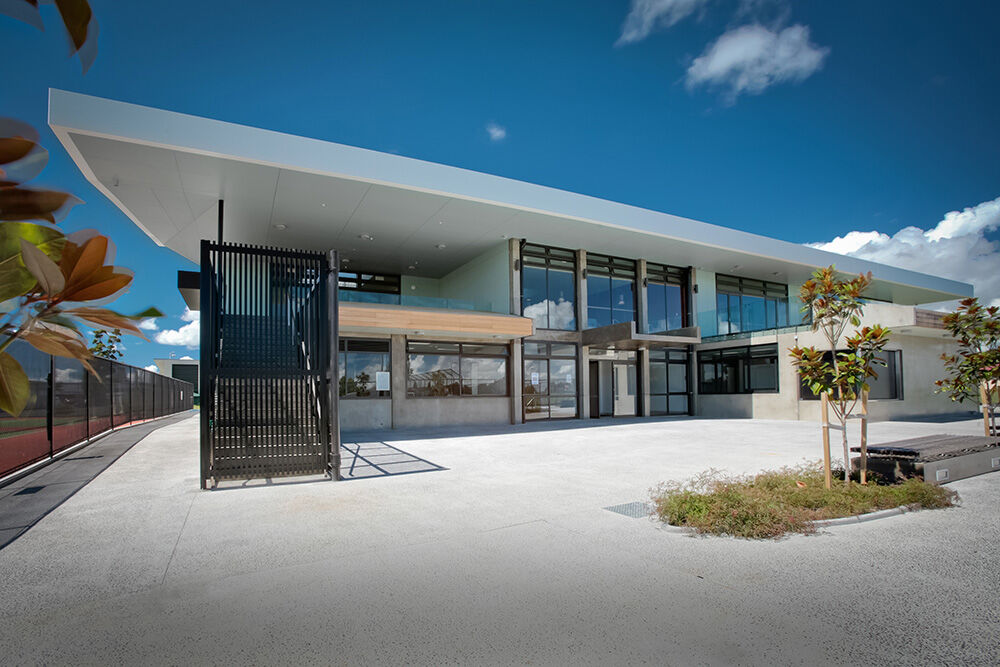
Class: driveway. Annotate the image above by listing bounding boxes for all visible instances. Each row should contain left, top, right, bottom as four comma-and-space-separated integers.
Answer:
0, 414, 996, 665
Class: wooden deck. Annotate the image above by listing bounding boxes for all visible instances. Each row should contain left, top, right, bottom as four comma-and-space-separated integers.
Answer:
852, 433, 1000, 483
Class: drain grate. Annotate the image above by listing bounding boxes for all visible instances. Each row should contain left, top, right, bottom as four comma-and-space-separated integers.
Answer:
603, 501, 652, 518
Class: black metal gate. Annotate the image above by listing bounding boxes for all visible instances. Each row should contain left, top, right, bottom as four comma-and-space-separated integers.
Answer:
200, 241, 339, 487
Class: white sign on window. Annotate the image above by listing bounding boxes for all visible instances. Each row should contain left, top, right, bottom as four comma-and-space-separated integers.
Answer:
375, 371, 391, 391
531, 372, 540, 386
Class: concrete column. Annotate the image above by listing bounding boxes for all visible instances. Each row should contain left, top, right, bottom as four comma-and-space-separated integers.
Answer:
390, 334, 407, 428
510, 340, 523, 424
637, 259, 648, 334
579, 345, 590, 419
687, 267, 698, 329
509, 238, 521, 316
639, 347, 651, 417
688, 347, 698, 416
575, 249, 588, 331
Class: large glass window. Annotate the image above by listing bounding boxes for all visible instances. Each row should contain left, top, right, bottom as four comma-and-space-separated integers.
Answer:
649, 348, 690, 415
339, 339, 391, 398
698, 344, 779, 394
799, 350, 902, 401
521, 243, 577, 331
587, 254, 636, 328
716, 275, 788, 335
407, 341, 508, 397
646, 263, 687, 333
523, 342, 578, 420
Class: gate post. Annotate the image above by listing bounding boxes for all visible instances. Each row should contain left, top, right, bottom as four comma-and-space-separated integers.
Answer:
199, 240, 212, 489
326, 249, 341, 480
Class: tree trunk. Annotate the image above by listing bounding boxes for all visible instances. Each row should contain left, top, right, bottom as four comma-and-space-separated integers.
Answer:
860, 389, 869, 484
841, 414, 850, 486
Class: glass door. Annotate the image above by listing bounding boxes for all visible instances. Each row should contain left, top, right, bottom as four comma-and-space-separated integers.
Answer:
612, 361, 637, 416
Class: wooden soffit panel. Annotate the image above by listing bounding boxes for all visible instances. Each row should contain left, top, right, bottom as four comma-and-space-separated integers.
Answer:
339, 303, 533, 339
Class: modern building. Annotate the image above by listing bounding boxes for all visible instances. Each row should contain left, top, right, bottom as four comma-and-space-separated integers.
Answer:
153, 358, 199, 389
51, 89, 972, 435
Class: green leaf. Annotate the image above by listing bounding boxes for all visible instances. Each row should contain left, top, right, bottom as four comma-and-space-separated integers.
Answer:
0, 350, 29, 416
131, 307, 163, 319
0, 222, 66, 301
19, 237, 65, 295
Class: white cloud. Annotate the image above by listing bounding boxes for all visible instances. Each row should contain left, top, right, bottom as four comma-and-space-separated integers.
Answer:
616, 0, 709, 45
154, 307, 200, 348
179, 355, 194, 360
144, 364, 158, 372
137, 318, 159, 331
486, 123, 507, 142
809, 196, 1000, 308
686, 24, 829, 101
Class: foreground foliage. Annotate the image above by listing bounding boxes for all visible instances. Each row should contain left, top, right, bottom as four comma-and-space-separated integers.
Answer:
651, 463, 958, 539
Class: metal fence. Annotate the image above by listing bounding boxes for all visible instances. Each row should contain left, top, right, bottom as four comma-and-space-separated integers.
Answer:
0, 340, 194, 479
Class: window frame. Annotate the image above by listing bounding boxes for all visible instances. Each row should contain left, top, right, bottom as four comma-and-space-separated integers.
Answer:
715, 274, 789, 335
698, 344, 779, 395
522, 341, 579, 420
648, 348, 690, 415
586, 253, 637, 329
338, 271, 401, 295
797, 349, 904, 401
339, 338, 392, 399
406, 340, 510, 398
646, 263, 688, 333
520, 243, 577, 331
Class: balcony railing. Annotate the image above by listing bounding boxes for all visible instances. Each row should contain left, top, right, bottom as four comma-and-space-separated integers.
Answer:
339, 290, 499, 313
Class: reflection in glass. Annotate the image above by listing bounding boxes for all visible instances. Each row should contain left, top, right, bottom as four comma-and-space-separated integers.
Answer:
462, 357, 507, 395
407, 354, 461, 396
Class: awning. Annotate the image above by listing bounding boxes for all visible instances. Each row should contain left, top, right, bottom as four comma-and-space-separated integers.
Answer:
581, 321, 700, 350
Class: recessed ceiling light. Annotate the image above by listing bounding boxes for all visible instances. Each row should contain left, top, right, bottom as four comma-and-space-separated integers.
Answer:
438, 220, 445, 225
359, 233, 375, 241
321, 202, 327, 207
407, 265, 416, 270
436, 243, 447, 249
341, 258, 351, 264
273, 224, 287, 230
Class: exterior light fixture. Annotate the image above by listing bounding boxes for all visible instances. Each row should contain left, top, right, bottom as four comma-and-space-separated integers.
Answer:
359, 233, 375, 241
407, 265, 416, 270
436, 243, 447, 249
273, 223, 287, 230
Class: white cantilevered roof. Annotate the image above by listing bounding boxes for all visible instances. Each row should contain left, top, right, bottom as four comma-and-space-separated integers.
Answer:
49, 89, 972, 305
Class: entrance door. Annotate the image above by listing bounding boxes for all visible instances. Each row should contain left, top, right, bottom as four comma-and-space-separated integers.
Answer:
612, 361, 637, 416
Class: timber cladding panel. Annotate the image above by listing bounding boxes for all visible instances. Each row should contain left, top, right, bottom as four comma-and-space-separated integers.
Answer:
339, 303, 533, 338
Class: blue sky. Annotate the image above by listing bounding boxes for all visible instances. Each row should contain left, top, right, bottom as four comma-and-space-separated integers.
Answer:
4, 0, 999, 367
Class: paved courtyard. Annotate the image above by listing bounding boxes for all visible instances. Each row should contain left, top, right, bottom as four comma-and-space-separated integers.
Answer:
0, 414, 997, 665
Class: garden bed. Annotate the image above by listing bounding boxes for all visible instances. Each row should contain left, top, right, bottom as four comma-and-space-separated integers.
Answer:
651, 463, 959, 539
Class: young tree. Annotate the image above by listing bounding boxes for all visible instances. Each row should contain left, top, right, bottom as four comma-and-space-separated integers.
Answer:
789, 266, 892, 487
89, 328, 123, 360
936, 298, 1000, 437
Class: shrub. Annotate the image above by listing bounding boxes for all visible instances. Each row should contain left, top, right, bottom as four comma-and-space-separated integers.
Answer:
651, 462, 959, 539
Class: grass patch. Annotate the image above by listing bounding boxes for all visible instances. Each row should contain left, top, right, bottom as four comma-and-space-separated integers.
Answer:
651, 462, 959, 539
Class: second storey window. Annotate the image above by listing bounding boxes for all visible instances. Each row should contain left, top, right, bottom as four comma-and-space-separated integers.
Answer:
646, 263, 687, 333
586, 253, 636, 328
716, 275, 788, 335
407, 341, 509, 397
521, 243, 576, 331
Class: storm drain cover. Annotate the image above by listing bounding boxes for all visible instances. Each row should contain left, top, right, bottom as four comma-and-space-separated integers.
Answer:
603, 501, 652, 518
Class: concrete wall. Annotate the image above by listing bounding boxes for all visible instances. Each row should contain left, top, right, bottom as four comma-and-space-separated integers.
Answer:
401, 275, 440, 298
437, 242, 510, 314
698, 394, 753, 419
341, 399, 392, 430
392, 397, 510, 428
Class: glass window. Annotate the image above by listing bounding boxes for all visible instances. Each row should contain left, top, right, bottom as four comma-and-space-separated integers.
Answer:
521, 244, 577, 331
647, 283, 667, 333
462, 357, 507, 396
340, 339, 391, 398
407, 341, 509, 397
698, 344, 778, 394
649, 348, 689, 415
716, 274, 789, 334
586, 253, 636, 329
798, 350, 901, 400
650, 362, 667, 394
646, 263, 687, 333
549, 343, 577, 357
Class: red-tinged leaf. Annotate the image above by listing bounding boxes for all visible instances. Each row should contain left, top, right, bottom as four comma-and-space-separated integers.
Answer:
64, 234, 108, 287
64, 307, 146, 337
20, 328, 86, 359
53, 0, 92, 52
0, 137, 35, 166
19, 237, 65, 295
64, 272, 132, 302
0, 350, 30, 417
0, 187, 80, 222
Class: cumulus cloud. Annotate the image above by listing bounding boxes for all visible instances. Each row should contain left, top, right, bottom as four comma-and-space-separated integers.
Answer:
486, 123, 507, 142
137, 318, 159, 331
686, 23, 829, 101
179, 355, 194, 360
144, 364, 158, 372
809, 196, 1000, 307
154, 307, 200, 348
616, 0, 709, 45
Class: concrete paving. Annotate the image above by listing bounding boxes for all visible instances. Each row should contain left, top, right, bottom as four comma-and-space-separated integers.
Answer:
0, 414, 997, 665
